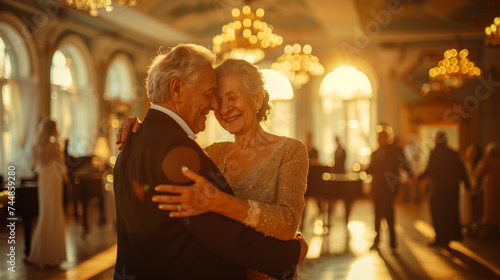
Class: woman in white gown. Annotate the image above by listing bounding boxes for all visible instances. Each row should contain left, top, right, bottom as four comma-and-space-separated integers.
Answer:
27, 118, 68, 267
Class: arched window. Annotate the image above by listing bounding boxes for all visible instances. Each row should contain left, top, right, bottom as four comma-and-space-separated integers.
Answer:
104, 54, 135, 163
50, 38, 98, 157
1, 36, 13, 171
0, 17, 37, 178
319, 66, 375, 170
261, 69, 294, 137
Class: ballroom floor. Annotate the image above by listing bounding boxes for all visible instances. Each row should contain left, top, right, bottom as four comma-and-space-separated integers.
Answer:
1, 196, 500, 280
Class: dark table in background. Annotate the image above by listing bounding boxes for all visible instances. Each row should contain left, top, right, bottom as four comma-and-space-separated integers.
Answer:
1, 179, 39, 257
305, 166, 364, 233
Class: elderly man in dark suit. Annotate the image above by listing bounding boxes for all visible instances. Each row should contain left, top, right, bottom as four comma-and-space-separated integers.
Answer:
113, 44, 304, 280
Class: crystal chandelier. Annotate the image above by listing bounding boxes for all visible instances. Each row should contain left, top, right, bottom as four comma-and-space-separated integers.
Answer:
426, 48, 481, 95
485, 16, 500, 46
63, 0, 137, 16
212, 5, 283, 64
271, 43, 324, 89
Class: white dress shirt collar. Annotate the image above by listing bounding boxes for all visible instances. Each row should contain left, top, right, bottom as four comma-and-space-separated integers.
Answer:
150, 104, 197, 140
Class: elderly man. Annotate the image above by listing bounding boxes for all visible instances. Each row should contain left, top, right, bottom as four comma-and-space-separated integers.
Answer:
113, 44, 303, 280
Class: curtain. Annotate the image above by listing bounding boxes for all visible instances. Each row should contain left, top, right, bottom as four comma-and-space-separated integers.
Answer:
1, 76, 39, 178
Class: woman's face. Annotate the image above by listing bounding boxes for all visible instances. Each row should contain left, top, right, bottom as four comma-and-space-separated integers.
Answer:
215, 74, 261, 135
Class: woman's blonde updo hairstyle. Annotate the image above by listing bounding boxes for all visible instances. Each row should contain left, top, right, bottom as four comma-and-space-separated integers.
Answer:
214, 59, 272, 122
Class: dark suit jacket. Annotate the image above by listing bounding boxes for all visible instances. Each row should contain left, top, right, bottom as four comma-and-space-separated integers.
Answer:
366, 144, 412, 205
113, 109, 301, 280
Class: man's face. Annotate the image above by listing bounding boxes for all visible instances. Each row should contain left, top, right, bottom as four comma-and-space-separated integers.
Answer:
177, 65, 217, 134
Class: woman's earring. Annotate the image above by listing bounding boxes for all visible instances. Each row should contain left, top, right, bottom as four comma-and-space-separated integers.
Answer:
256, 108, 260, 114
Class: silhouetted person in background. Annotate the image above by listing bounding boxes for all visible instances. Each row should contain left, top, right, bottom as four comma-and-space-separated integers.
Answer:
418, 131, 470, 247
462, 144, 482, 233
475, 142, 500, 236
306, 131, 319, 166
402, 134, 421, 202
366, 126, 411, 250
333, 136, 346, 173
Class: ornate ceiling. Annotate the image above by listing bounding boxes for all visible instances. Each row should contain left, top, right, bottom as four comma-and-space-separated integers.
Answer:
126, 0, 499, 42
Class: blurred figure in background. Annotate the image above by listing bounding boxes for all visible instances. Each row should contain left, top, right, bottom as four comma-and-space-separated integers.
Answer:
306, 131, 319, 166
462, 144, 482, 233
366, 125, 411, 250
402, 134, 421, 202
418, 131, 470, 247
475, 142, 500, 236
333, 136, 346, 173
27, 118, 68, 268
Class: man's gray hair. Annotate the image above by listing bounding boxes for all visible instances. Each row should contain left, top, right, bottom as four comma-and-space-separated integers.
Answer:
146, 44, 215, 103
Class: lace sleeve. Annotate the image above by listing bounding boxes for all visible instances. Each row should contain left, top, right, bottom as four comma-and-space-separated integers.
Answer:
242, 140, 309, 240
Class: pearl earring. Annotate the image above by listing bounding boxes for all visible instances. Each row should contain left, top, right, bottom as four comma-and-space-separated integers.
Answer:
256, 108, 260, 114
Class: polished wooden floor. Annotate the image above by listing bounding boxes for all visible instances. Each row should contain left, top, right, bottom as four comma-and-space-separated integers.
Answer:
1, 196, 499, 280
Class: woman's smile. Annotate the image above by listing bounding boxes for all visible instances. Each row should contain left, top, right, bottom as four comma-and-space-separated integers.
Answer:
225, 114, 241, 122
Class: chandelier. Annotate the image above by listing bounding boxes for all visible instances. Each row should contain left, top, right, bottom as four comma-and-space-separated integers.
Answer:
271, 44, 324, 89
485, 16, 500, 46
63, 0, 137, 16
212, 5, 283, 64
426, 48, 481, 95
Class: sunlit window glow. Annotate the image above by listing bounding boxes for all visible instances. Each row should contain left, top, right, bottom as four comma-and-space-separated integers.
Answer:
106, 58, 133, 101
320, 66, 372, 102
260, 69, 294, 101
1, 36, 13, 171
305, 236, 322, 259
0, 37, 12, 79
51, 50, 73, 89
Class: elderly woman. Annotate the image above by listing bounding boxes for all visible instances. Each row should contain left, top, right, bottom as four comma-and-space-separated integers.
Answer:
119, 59, 308, 280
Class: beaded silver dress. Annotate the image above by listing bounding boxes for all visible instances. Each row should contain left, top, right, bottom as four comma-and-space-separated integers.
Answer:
204, 137, 308, 280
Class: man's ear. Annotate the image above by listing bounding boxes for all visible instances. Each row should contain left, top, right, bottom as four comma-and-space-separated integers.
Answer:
170, 77, 183, 102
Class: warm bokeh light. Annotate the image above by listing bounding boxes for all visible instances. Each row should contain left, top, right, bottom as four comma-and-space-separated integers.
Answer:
352, 162, 361, 172
428, 48, 481, 94
111, 119, 120, 128
260, 69, 294, 101
213, 5, 283, 63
